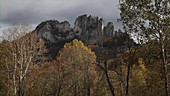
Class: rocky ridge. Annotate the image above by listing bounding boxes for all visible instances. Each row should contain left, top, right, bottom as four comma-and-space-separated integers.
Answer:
35, 14, 135, 60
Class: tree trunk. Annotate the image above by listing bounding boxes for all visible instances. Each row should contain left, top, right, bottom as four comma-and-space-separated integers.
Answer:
13, 52, 17, 96
161, 40, 169, 96
125, 62, 131, 96
5, 58, 10, 96
125, 50, 133, 96
104, 61, 115, 96
125, 35, 135, 96
104, 69, 115, 96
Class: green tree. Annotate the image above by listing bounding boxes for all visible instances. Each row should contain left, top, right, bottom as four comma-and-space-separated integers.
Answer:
119, 0, 170, 95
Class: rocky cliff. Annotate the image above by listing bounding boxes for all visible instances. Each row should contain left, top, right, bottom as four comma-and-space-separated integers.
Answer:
35, 20, 74, 59
73, 15, 104, 44
35, 14, 135, 60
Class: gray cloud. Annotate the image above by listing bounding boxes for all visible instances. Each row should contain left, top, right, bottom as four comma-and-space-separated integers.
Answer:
0, 0, 122, 29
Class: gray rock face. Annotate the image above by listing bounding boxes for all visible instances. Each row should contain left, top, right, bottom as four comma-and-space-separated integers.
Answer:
35, 20, 74, 59
104, 22, 114, 37
73, 15, 104, 44
36, 20, 74, 43
35, 14, 135, 60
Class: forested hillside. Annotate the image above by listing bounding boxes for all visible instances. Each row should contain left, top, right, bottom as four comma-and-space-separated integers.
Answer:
0, 0, 170, 95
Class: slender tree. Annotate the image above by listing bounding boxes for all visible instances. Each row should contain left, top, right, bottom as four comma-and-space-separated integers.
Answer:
119, 0, 170, 95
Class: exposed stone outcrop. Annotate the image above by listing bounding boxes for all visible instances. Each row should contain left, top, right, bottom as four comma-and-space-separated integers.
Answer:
34, 14, 136, 60
73, 15, 104, 44
35, 20, 74, 59
104, 22, 114, 37
36, 20, 74, 43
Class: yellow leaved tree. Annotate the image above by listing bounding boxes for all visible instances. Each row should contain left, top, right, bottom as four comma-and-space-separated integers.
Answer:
57, 39, 97, 96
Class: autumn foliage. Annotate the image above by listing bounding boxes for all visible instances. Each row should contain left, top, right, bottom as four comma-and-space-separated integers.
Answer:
0, 26, 170, 95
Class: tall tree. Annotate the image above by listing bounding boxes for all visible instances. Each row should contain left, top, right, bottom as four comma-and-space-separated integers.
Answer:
57, 39, 97, 96
0, 24, 46, 96
119, 0, 170, 95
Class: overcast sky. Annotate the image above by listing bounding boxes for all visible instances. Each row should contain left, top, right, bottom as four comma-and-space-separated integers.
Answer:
0, 0, 122, 34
